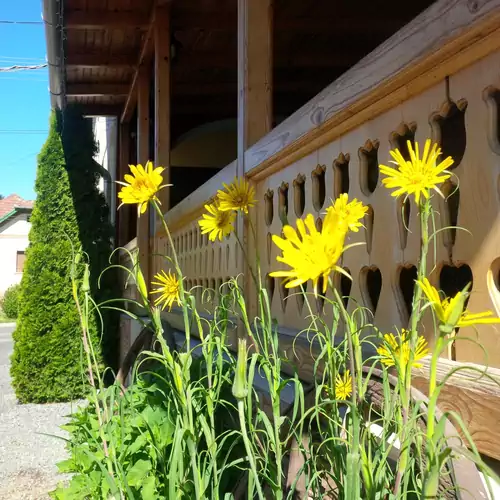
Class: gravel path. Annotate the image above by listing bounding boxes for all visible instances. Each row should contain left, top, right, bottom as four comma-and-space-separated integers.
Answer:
0, 324, 81, 499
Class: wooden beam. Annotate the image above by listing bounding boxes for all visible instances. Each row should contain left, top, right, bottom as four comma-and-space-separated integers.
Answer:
81, 105, 123, 117
117, 122, 131, 247
65, 10, 149, 30
136, 68, 151, 288
173, 51, 355, 69
66, 83, 129, 97
237, 0, 273, 157
172, 80, 330, 96
172, 11, 405, 33
66, 53, 136, 70
121, 8, 156, 124
154, 5, 171, 216
412, 358, 500, 461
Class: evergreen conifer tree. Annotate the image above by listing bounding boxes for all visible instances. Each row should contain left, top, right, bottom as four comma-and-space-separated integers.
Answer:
11, 108, 118, 402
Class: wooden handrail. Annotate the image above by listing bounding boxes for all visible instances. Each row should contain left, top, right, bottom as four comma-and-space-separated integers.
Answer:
158, 0, 500, 235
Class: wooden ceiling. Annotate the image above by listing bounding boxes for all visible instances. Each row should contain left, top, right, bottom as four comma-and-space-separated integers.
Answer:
62, 0, 436, 139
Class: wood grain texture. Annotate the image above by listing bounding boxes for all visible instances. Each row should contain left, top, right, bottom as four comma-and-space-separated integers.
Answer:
136, 69, 151, 287
412, 357, 500, 461
154, 4, 171, 214
121, 7, 155, 124
117, 122, 130, 247
244, 0, 500, 181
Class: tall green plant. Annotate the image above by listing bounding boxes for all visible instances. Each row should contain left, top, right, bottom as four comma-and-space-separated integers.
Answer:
10, 108, 116, 403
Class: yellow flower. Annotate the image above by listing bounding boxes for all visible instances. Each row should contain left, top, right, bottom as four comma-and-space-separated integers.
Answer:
377, 330, 429, 369
199, 202, 236, 241
150, 271, 180, 310
326, 193, 368, 233
379, 139, 453, 203
335, 370, 352, 400
217, 177, 256, 214
417, 278, 500, 328
270, 212, 346, 295
117, 161, 170, 215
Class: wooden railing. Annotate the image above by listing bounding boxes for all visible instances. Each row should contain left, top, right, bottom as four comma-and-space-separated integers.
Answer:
148, 0, 500, 459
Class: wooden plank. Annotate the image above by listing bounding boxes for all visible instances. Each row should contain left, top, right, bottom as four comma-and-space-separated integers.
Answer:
237, 0, 273, 158
66, 83, 129, 96
80, 105, 122, 117
237, 0, 273, 325
65, 10, 149, 29
172, 11, 405, 34
243, 0, 500, 181
154, 4, 171, 216
412, 358, 500, 461
117, 122, 131, 247
66, 53, 136, 70
121, 8, 156, 124
136, 69, 151, 288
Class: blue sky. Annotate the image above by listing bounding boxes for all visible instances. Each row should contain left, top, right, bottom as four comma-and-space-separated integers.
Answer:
0, 1, 50, 201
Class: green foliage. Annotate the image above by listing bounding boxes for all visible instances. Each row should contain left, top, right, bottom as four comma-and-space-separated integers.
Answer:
1, 284, 21, 319
51, 358, 244, 499
10, 107, 118, 403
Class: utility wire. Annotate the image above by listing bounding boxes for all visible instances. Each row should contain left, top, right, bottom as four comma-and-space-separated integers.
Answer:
0, 64, 48, 72
0, 20, 43, 25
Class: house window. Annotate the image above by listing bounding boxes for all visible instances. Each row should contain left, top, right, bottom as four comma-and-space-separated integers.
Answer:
16, 251, 26, 273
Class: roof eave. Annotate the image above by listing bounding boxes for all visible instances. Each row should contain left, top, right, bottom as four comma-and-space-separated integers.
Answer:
0, 206, 33, 227
43, 0, 64, 109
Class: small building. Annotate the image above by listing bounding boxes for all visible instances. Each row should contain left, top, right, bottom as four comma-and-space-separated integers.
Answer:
0, 195, 33, 296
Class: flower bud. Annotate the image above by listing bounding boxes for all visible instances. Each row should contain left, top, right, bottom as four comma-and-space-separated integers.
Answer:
443, 284, 470, 332
232, 338, 248, 400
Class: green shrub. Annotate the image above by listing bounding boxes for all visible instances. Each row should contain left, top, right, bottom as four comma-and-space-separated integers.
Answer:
10, 108, 118, 403
2, 284, 21, 319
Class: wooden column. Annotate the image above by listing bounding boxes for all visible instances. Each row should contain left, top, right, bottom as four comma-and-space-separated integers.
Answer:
237, 0, 273, 330
137, 68, 151, 286
237, 0, 273, 166
117, 122, 130, 247
154, 4, 171, 226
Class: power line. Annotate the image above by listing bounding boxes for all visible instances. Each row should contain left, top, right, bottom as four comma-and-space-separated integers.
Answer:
0, 20, 43, 25
0, 55, 46, 61
0, 130, 48, 135
0, 64, 47, 72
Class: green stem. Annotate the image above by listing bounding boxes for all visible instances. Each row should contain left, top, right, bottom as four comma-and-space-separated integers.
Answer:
393, 197, 431, 496
426, 334, 444, 439
238, 399, 266, 500
152, 199, 191, 347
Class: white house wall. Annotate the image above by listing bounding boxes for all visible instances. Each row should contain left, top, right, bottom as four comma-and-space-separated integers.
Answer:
93, 116, 118, 227
0, 214, 30, 295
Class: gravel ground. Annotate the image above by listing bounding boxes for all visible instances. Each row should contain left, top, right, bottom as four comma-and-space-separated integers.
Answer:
0, 324, 82, 499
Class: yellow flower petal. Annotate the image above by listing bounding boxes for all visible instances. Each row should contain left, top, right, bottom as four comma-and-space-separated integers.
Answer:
198, 201, 236, 241
379, 140, 453, 203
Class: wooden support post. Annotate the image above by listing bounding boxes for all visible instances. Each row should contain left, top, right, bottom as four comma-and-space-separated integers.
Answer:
237, 0, 273, 335
154, 4, 171, 226
137, 69, 151, 287
237, 0, 273, 164
117, 122, 130, 247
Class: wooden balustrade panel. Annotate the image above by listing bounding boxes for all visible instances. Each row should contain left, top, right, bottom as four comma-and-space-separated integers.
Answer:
254, 49, 500, 367
153, 218, 241, 335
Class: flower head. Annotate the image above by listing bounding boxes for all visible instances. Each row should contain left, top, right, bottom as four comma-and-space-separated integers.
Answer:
326, 193, 368, 233
417, 278, 500, 329
199, 202, 236, 241
379, 140, 453, 203
217, 177, 256, 214
151, 271, 181, 311
377, 330, 429, 369
270, 212, 346, 295
335, 370, 352, 400
117, 161, 169, 216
